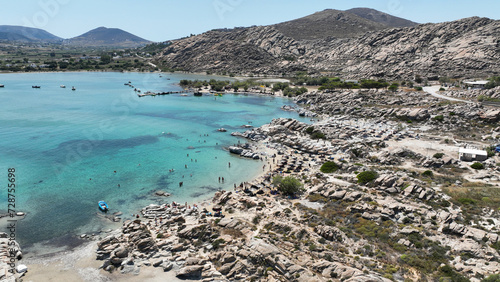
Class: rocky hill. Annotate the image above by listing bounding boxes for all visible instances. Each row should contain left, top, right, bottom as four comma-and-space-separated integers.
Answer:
346, 7, 419, 28
0, 25, 62, 42
273, 9, 388, 40
154, 14, 500, 79
65, 27, 151, 47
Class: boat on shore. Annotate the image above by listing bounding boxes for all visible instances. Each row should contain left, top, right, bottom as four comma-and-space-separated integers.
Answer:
98, 201, 108, 212
32, 85, 41, 89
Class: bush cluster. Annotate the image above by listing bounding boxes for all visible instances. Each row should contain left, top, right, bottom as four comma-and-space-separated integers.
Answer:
357, 171, 378, 184
470, 162, 484, 170
320, 162, 339, 173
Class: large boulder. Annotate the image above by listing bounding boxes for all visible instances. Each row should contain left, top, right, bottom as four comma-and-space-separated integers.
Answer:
176, 265, 204, 279
479, 109, 500, 122
178, 224, 208, 239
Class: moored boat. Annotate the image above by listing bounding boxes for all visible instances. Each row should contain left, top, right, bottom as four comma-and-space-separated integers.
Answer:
0, 84, 4, 88
194, 92, 203, 96
98, 201, 108, 212
32, 85, 41, 88
72, 86, 76, 91
217, 128, 227, 132
60, 85, 66, 88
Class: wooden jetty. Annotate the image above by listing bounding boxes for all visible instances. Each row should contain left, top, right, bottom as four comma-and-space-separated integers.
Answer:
137, 90, 190, 97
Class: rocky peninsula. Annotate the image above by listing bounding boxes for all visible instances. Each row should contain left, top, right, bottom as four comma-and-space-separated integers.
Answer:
83, 86, 500, 281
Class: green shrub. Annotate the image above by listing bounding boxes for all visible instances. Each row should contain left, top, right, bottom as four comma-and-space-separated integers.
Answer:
486, 146, 497, 157
422, 170, 434, 178
458, 198, 476, 205
252, 215, 261, 225
212, 238, 225, 249
357, 171, 378, 184
320, 161, 339, 173
305, 126, 314, 134
433, 115, 444, 122
311, 131, 326, 140
433, 153, 444, 159
388, 83, 399, 91
482, 274, 500, 282
415, 86, 423, 91
471, 162, 484, 170
437, 265, 469, 282
439, 87, 446, 91
273, 176, 304, 195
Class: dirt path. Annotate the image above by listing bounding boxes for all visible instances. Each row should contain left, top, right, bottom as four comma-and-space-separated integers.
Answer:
423, 86, 473, 103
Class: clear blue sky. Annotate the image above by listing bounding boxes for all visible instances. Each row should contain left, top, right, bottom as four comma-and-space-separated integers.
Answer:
1, 0, 499, 42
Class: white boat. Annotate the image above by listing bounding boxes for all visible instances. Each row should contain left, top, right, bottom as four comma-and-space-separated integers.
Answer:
60, 85, 66, 88
217, 128, 227, 132
72, 86, 76, 91
0, 84, 4, 88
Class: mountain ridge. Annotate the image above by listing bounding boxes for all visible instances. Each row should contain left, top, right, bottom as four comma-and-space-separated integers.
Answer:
346, 7, 419, 28
154, 13, 500, 79
64, 27, 151, 47
272, 9, 389, 40
0, 25, 151, 47
0, 25, 62, 42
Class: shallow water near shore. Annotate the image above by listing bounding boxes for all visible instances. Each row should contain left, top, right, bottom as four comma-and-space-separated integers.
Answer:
0, 71, 305, 256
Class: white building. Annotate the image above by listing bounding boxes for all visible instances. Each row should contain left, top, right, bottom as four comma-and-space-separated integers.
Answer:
458, 148, 488, 161
464, 80, 489, 89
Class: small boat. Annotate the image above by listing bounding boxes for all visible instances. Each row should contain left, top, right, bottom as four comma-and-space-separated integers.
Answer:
0, 84, 4, 88
98, 201, 108, 212
217, 128, 227, 132
72, 86, 76, 91
32, 86, 41, 89
194, 92, 203, 96
60, 85, 66, 88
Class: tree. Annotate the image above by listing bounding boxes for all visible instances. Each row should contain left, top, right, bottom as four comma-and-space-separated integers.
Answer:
485, 76, 500, 89
482, 274, 500, 282
439, 77, 451, 84
273, 176, 304, 195
388, 83, 399, 92
100, 54, 112, 64
415, 75, 423, 84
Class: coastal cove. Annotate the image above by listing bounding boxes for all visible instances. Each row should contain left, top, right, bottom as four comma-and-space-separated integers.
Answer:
0, 71, 306, 256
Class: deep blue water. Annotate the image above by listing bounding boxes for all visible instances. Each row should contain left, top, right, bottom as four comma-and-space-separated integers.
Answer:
0, 71, 304, 254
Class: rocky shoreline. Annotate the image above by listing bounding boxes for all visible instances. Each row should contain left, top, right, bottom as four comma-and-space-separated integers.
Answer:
92, 84, 500, 281
8, 85, 500, 281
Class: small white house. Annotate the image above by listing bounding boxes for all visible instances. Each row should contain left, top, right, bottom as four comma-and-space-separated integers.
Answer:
459, 148, 488, 161
464, 80, 489, 89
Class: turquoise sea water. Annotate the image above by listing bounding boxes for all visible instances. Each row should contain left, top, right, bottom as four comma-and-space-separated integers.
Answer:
0, 72, 304, 255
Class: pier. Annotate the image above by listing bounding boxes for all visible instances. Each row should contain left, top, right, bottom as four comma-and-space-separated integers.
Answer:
137, 90, 190, 97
